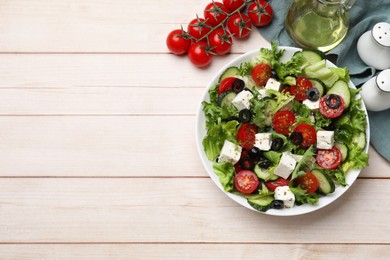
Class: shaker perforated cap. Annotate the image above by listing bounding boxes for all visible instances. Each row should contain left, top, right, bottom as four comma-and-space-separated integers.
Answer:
376, 69, 390, 93
372, 22, 390, 47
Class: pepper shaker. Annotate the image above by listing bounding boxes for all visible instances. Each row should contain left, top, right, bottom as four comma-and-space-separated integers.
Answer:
360, 69, 390, 111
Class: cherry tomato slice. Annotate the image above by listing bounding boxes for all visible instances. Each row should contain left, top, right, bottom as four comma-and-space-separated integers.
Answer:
290, 77, 312, 101
237, 123, 258, 150
265, 177, 290, 191
316, 147, 342, 170
272, 110, 296, 135
252, 63, 272, 86
234, 170, 259, 194
319, 95, 345, 119
296, 172, 319, 194
294, 123, 317, 148
218, 77, 237, 94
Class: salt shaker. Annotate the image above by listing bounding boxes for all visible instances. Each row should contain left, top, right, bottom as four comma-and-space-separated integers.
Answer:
360, 69, 390, 111
357, 22, 390, 70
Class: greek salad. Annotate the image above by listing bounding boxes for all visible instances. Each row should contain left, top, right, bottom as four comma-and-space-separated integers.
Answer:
201, 43, 369, 212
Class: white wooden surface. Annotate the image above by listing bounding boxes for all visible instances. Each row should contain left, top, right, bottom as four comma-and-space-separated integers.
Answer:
0, 0, 390, 259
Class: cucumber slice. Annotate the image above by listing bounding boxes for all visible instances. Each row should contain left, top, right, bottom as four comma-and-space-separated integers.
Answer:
312, 169, 335, 194
352, 132, 366, 150
247, 195, 275, 212
327, 80, 351, 108
254, 164, 271, 180
217, 91, 236, 108
334, 142, 348, 162
308, 78, 326, 96
301, 50, 324, 65
219, 66, 239, 82
303, 60, 327, 75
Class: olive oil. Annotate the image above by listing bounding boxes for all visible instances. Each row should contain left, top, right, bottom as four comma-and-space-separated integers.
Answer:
285, 0, 350, 52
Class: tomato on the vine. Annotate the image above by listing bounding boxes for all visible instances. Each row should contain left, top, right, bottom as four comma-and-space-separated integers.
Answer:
223, 0, 245, 12
187, 17, 211, 41
208, 27, 232, 55
226, 12, 252, 39
290, 77, 312, 101
252, 63, 272, 86
204, 2, 229, 27
248, 0, 273, 27
166, 29, 192, 55
296, 172, 319, 194
188, 42, 213, 68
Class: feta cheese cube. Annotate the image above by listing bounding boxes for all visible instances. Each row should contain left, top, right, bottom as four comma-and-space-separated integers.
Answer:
265, 78, 281, 91
232, 90, 253, 111
257, 89, 269, 100
274, 152, 297, 179
317, 130, 335, 149
274, 186, 295, 208
254, 133, 272, 151
218, 140, 242, 165
303, 99, 320, 110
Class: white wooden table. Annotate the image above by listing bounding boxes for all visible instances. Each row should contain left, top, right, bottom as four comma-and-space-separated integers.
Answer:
1, 0, 390, 258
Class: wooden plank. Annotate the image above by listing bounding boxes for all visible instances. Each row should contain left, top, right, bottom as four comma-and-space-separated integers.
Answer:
0, 244, 389, 259
0, 116, 382, 177
0, 178, 389, 243
0, 0, 269, 52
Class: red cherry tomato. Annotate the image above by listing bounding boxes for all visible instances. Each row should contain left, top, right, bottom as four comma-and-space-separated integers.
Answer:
204, 2, 229, 27
234, 170, 259, 194
316, 147, 342, 170
296, 172, 319, 194
290, 77, 312, 101
293, 123, 317, 148
208, 27, 233, 55
272, 110, 296, 135
166, 29, 192, 55
226, 12, 252, 39
237, 123, 258, 150
265, 177, 290, 191
247, 0, 273, 27
252, 63, 272, 86
218, 77, 236, 94
187, 17, 211, 41
223, 0, 245, 12
188, 42, 213, 68
319, 94, 345, 119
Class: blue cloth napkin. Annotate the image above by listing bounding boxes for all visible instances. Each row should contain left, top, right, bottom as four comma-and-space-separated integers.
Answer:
256, 0, 390, 161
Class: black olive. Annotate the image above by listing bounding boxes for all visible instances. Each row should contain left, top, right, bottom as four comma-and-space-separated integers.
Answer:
306, 88, 320, 101
325, 94, 341, 109
224, 116, 239, 122
290, 131, 303, 145
249, 147, 262, 160
257, 157, 271, 169
232, 79, 245, 93
271, 138, 284, 151
270, 200, 284, 209
240, 156, 254, 170
239, 109, 252, 123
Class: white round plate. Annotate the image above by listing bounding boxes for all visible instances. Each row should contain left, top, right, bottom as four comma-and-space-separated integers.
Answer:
195, 46, 370, 216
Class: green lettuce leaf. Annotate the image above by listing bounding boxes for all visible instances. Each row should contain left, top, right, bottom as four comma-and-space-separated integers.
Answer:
213, 162, 235, 192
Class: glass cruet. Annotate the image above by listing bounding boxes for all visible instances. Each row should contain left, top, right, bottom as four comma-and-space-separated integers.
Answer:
285, 0, 356, 52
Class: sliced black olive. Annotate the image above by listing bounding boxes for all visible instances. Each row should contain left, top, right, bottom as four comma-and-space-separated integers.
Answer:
271, 138, 284, 151
290, 131, 303, 145
249, 147, 262, 160
240, 156, 254, 170
306, 88, 320, 101
325, 94, 341, 109
270, 200, 284, 209
238, 109, 252, 123
257, 157, 272, 169
232, 78, 245, 93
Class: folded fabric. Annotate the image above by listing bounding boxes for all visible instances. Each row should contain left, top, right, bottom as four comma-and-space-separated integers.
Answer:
256, 0, 390, 161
